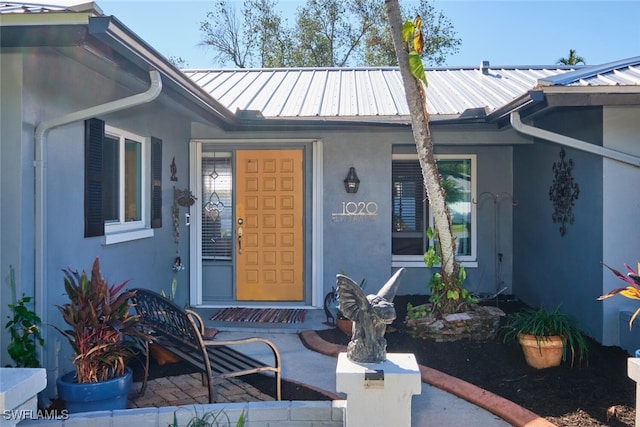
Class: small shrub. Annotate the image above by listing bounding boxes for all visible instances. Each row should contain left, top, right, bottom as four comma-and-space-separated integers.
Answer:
169, 407, 245, 427
5, 265, 44, 367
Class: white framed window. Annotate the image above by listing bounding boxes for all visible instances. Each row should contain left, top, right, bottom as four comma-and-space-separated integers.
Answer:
103, 125, 152, 244
392, 153, 477, 266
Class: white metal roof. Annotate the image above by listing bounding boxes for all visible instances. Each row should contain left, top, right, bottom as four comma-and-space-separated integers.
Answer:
538, 57, 640, 87
183, 66, 575, 120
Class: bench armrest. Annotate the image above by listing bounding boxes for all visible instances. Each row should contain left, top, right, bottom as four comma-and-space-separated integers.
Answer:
187, 309, 281, 370
186, 309, 206, 335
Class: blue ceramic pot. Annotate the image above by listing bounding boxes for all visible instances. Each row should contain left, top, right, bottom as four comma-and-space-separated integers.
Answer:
56, 367, 132, 413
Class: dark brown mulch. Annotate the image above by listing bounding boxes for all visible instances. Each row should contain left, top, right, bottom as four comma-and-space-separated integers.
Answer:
317, 295, 636, 427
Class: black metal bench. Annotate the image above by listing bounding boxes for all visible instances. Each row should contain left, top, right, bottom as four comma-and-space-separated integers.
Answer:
130, 288, 281, 403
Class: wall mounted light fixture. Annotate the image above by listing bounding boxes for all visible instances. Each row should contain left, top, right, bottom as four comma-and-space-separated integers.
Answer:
343, 167, 360, 193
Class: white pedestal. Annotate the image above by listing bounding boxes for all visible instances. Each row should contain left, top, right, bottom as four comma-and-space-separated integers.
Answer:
0, 368, 46, 427
336, 353, 421, 427
628, 358, 640, 427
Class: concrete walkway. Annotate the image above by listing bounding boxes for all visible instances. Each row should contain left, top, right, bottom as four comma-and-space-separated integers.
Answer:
141, 305, 554, 427
216, 330, 513, 427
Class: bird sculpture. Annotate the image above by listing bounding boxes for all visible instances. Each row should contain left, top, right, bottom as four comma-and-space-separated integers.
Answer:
336, 268, 405, 363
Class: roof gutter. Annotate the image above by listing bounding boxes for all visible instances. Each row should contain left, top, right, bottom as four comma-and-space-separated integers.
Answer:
510, 110, 640, 168
33, 69, 162, 366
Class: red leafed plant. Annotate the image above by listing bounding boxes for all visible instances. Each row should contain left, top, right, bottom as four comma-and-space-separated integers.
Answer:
55, 257, 147, 383
599, 262, 640, 328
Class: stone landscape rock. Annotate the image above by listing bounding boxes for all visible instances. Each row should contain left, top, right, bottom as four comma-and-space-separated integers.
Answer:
406, 304, 505, 342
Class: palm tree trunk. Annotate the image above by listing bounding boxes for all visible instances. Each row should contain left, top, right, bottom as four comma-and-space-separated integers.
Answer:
384, 0, 461, 315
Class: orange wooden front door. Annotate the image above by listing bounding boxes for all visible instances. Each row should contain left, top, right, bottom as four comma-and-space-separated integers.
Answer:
235, 150, 304, 301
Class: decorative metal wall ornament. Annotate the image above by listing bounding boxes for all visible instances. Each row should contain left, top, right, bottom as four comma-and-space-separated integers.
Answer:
170, 156, 178, 182
549, 148, 580, 236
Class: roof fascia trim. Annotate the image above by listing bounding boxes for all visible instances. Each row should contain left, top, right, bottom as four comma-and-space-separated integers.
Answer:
486, 90, 545, 123
87, 15, 238, 127
231, 115, 495, 132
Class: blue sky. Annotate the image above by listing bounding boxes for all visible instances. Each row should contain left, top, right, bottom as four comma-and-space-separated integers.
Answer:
98, 0, 640, 69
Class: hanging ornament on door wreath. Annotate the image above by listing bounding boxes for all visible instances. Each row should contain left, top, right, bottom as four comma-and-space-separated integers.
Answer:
549, 148, 580, 236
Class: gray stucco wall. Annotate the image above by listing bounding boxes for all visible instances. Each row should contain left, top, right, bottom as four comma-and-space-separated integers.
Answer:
322, 128, 393, 295
12, 50, 201, 398
320, 128, 515, 300
513, 107, 604, 340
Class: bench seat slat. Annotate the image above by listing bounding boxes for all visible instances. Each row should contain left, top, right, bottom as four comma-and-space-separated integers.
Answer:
207, 346, 264, 371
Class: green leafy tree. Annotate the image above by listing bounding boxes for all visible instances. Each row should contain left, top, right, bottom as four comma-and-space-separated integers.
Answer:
199, 0, 460, 67
366, 0, 461, 66
293, 0, 385, 67
244, 0, 295, 67
557, 49, 586, 65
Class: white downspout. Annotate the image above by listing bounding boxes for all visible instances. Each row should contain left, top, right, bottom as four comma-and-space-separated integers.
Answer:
510, 110, 640, 168
33, 69, 162, 366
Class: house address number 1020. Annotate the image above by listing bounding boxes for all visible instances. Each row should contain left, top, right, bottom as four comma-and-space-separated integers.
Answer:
339, 201, 378, 215
331, 201, 378, 222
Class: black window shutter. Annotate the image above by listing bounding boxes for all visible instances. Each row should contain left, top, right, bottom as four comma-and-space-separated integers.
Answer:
84, 118, 105, 237
150, 137, 162, 228
392, 160, 425, 232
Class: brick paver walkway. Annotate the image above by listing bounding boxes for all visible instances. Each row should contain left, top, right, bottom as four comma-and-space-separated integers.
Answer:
127, 373, 273, 408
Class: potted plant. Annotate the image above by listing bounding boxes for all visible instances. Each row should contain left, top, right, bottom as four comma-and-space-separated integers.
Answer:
502, 306, 588, 369
336, 308, 354, 336
54, 257, 147, 413
599, 262, 640, 329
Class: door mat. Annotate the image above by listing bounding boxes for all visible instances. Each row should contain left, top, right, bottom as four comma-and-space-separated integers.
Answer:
210, 307, 307, 324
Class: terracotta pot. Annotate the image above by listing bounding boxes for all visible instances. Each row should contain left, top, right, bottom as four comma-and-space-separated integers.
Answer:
518, 334, 565, 369
336, 318, 353, 336
149, 343, 180, 365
